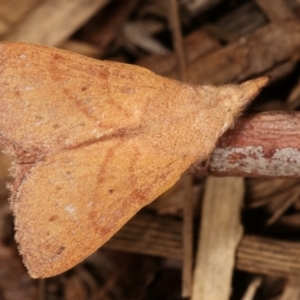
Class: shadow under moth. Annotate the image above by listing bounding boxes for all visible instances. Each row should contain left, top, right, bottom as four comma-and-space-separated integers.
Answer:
0, 42, 269, 278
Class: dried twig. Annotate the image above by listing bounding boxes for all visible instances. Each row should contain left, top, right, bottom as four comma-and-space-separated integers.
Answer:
181, 175, 194, 298
241, 276, 263, 300
168, 0, 187, 81
266, 188, 300, 226
194, 112, 300, 178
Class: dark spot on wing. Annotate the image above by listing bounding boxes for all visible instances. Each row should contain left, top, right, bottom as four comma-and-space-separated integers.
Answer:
49, 215, 58, 222
53, 53, 63, 60
56, 246, 65, 255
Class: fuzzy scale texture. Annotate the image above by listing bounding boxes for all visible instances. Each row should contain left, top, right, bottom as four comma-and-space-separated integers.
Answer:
0, 42, 268, 278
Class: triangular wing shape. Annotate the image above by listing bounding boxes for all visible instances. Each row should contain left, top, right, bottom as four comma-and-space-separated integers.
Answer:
0, 42, 269, 277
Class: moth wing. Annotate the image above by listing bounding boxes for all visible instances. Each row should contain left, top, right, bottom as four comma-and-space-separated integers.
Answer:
0, 42, 164, 157
13, 134, 186, 278
0, 42, 269, 278
0, 42, 204, 278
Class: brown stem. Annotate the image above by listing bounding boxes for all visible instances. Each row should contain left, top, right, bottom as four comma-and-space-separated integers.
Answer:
193, 112, 300, 178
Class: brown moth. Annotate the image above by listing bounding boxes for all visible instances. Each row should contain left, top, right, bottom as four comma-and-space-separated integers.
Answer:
0, 42, 269, 278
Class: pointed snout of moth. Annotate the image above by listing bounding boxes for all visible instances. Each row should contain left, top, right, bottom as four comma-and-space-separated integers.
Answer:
0, 42, 269, 278
218, 76, 270, 134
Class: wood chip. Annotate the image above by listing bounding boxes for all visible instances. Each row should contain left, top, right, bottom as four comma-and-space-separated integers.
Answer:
191, 177, 244, 300
4, 0, 110, 46
104, 212, 300, 278
237, 236, 300, 278
137, 29, 220, 75
167, 20, 300, 84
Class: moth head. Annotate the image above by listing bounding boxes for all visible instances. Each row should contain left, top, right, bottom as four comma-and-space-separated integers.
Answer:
220, 76, 270, 134
192, 76, 269, 136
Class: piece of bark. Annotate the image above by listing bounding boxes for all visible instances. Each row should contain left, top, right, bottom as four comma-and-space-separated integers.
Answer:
137, 30, 220, 76
167, 20, 300, 84
194, 112, 300, 178
104, 212, 300, 279
191, 177, 244, 300
3, 0, 110, 46
237, 236, 300, 278
137, 1, 268, 75
255, 0, 295, 22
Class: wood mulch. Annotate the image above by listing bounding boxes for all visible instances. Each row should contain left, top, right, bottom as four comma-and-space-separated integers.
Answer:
1, 0, 300, 299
